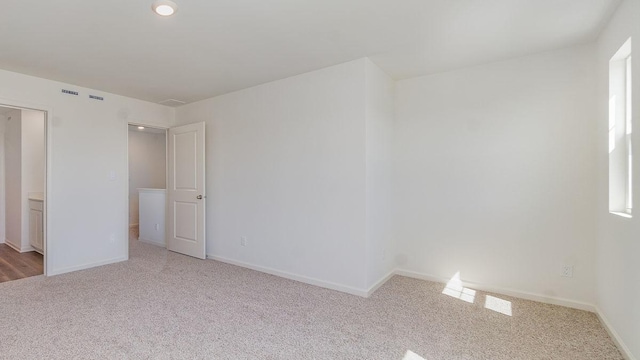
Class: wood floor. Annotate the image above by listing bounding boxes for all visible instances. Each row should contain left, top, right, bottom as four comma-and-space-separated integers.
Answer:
0, 244, 43, 283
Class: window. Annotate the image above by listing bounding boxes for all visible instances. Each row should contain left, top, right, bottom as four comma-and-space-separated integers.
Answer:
609, 38, 632, 217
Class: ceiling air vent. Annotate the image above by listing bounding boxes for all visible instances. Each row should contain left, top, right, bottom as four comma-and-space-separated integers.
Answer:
61, 89, 78, 96
159, 99, 186, 107
89, 95, 104, 101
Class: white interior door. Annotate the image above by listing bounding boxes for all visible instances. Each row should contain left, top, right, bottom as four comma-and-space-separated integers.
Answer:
167, 122, 206, 259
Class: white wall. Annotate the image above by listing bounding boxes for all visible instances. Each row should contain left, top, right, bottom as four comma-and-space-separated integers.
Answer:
4, 109, 22, 249
394, 45, 598, 306
175, 59, 370, 292
595, 0, 640, 358
128, 129, 166, 226
21, 109, 45, 252
138, 189, 166, 246
0, 68, 174, 274
365, 59, 396, 288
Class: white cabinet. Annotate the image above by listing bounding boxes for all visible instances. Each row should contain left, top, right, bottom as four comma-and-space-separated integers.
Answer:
138, 189, 166, 247
29, 199, 44, 253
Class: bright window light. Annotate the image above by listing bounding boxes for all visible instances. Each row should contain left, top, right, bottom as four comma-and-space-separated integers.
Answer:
609, 96, 616, 153
626, 55, 633, 212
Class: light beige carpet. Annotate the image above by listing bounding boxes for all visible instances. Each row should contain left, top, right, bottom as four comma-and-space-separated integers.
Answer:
0, 237, 623, 360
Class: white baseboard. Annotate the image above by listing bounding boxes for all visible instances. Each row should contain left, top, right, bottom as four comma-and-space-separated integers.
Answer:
4, 239, 21, 252
595, 307, 637, 360
138, 237, 165, 247
395, 268, 595, 312
207, 254, 370, 297
366, 270, 395, 297
48, 256, 128, 276
201, 256, 596, 312
21, 244, 36, 253
4, 239, 34, 253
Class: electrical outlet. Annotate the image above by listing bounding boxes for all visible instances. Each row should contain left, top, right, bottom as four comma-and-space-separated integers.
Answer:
109, 233, 116, 243
240, 236, 247, 247
561, 265, 574, 278
155, 223, 160, 231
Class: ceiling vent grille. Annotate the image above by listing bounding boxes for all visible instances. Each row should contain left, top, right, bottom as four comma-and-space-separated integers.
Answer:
159, 99, 186, 107
61, 89, 78, 96
89, 95, 104, 101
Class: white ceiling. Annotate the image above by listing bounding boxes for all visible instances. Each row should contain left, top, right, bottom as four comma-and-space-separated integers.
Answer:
0, 0, 620, 105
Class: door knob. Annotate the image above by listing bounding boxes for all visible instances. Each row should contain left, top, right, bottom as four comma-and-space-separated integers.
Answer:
197, 195, 203, 200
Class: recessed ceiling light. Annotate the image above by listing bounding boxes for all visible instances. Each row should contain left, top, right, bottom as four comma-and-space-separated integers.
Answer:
138, 126, 145, 130
152, 0, 178, 16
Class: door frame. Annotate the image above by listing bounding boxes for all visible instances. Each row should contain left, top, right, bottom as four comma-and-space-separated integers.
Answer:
0, 97, 52, 276
125, 121, 169, 259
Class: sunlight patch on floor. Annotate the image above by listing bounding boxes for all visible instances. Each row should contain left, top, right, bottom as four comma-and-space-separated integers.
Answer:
403, 350, 426, 360
442, 272, 476, 303
484, 295, 512, 316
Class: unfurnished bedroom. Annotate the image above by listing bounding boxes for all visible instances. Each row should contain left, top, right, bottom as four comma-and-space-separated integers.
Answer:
0, 1, 638, 359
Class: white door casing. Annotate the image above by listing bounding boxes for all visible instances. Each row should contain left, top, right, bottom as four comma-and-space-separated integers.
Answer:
167, 122, 206, 259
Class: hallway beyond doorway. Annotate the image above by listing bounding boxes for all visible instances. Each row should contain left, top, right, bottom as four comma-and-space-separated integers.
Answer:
0, 243, 43, 282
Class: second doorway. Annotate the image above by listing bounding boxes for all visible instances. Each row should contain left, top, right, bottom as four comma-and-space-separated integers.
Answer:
128, 124, 167, 247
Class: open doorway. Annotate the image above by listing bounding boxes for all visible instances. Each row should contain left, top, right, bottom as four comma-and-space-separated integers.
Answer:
0, 105, 46, 283
127, 124, 167, 248
126, 122, 206, 259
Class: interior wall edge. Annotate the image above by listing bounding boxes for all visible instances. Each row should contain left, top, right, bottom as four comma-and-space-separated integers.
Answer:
47, 256, 128, 277
595, 306, 638, 360
138, 237, 165, 247
3, 239, 21, 253
201, 251, 604, 313
207, 253, 371, 298
3, 240, 35, 253
593, 0, 640, 358
365, 269, 396, 297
